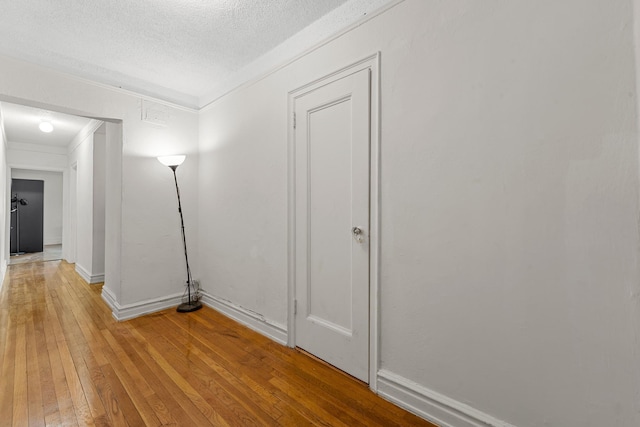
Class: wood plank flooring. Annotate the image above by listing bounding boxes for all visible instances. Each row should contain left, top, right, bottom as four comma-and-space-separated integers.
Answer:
0, 260, 435, 426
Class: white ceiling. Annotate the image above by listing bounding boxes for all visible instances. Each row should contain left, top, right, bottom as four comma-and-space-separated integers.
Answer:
1, 102, 94, 148
0, 0, 392, 109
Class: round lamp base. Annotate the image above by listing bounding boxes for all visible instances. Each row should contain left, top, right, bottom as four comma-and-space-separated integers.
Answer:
176, 301, 203, 313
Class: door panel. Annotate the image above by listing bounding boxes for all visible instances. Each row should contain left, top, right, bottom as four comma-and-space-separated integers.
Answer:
294, 68, 371, 382
308, 98, 352, 333
11, 179, 44, 254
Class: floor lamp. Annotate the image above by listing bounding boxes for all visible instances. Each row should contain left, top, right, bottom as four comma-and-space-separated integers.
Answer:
10, 194, 28, 256
158, 155, 202, 313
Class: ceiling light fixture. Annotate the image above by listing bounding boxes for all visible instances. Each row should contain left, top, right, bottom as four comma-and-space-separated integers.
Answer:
39, 121, 53, 133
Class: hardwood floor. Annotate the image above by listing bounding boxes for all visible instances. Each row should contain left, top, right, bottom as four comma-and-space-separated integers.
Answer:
0, 260, 435, 426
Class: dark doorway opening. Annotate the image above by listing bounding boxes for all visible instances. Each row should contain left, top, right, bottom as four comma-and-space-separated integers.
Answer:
10, 179, 44, 255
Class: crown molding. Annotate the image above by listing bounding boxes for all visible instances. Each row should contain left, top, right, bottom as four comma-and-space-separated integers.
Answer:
200, 0, 404, 111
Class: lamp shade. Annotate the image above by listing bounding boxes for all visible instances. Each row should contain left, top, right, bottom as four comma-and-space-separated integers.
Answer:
157, 155, 186, 168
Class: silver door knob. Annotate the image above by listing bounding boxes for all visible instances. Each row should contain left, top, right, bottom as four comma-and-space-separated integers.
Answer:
352, 226, 364, 243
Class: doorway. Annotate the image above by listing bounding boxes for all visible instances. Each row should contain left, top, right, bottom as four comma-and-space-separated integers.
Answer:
10, 178, 44, 255
288, 55, 381, 385
8, 169, 65, 265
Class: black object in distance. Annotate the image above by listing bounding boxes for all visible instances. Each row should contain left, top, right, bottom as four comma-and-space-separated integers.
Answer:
10, 179, 43, 255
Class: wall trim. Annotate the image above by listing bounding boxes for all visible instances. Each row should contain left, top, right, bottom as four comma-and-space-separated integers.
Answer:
200, 291, 288, 345
43, 238, 63, 246
200, 0, 403, 110
101, 286, 117, 312
101, 287, 184, 322
90, 273, 105, 283
0, 60, 199, 113
75, 263, 105, 284
68, 119, 104, 155
8, 141, 68, 155
377, 370, 517, 427
99, 286, 288, 342
8, 164, 67, 173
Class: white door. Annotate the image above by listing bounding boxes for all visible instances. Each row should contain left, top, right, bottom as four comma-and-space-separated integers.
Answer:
294, 68, 371, 382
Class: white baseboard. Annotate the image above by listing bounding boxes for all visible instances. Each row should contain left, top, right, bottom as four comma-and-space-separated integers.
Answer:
377, 370, 516, 427
98, 285, 513, 427
100, 286, 287, 342
101, 286, 118, 314
75, 264, 104, 284
101, 286, 184, 322
200, 291, 288, 345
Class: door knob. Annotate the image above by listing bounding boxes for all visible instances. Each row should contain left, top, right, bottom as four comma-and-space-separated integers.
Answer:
352, 226, 364, 243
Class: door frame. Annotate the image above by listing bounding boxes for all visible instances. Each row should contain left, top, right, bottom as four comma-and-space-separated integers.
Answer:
287, 53, 381, 390
68, 162, 78, 264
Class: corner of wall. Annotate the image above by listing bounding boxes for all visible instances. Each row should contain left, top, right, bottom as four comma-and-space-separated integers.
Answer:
75, 263, 105, 284
101, 288, 184, 321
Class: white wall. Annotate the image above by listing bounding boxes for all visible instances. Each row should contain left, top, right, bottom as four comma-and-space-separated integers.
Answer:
65, 164, 76, 263
198, 1, 640, 426
0, 109, 7, 281
11, 169, 63, 245
69, 132, 95, 280
0, 56, 199, 314
92, 125, 106, 279
104, 121, 122, 303
65, 122, 109, 283
6, 143, 67, 170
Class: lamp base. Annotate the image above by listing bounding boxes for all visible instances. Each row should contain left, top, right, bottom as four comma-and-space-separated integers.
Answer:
176, 300, 203, 313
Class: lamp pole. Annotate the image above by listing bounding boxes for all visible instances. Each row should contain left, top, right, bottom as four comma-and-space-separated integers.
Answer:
158, 155, 202, 313
10, 194, 28, 256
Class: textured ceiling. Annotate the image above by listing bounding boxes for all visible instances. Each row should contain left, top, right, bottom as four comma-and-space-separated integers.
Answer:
0, 0, 376, 109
